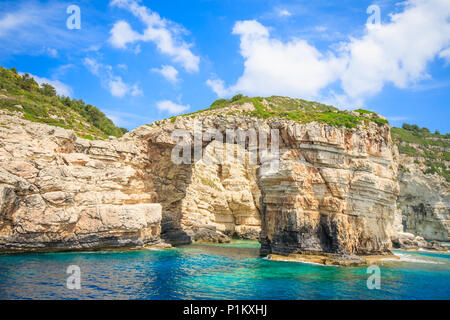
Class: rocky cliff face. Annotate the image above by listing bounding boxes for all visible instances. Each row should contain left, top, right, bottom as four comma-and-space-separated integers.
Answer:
0, 99, 409, 258
395, 155, 449, 242
0, 111, 162, 252
259, 121, 399, 256
130, 113, 262, 244
129, 102, 399, 257
391, 126, 449, 244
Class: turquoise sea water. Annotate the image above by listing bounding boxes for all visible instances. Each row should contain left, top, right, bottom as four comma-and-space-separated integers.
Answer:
0, 240, 448, 300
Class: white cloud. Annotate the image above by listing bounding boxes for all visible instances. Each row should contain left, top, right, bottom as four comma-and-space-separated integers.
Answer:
19, 72, 73, 97
439, 47, 450, 64
205, 79, 230, 97
44, 47, 58, 58
156, 100, 190, 114
207, 20, 344, 100
315, 26, 327, 32
109, 78, 129, 98
278, 9, 291, 17
109, 20, 141, 48
340, 0, 450, 103
109, 0, 200, 72
151, 65, 179, 83
207, 0, 450, 108
130, 84, 143, 96
83, 58, 102, 76
83, 58, 142, 98
0, 12, 29, 37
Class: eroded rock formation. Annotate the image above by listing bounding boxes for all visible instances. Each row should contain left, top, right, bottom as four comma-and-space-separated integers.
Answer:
4, 101, 440, 258
129, 103, 400, 257
395, 155, 449, 242
0, 111, 162, 252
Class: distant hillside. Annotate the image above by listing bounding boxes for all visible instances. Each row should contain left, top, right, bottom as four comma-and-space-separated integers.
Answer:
0, 66, 127, 139
160, 94, 388, 129
392, 124, 450, 182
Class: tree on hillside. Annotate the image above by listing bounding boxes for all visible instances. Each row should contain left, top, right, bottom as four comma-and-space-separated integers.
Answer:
20, 73, 38, 91
41, 83, 57, 96
231, 94, 244, 102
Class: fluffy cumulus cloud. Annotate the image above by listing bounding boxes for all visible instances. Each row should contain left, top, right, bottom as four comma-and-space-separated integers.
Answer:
207, 20, 344, 100
19, 72, 73, 97
156, 100, 190, 114
207, 0, 450, 107
340, 0, 450, 103
151, 65, 179, 83
83, 58, 142, 98
109, 0, 200, 73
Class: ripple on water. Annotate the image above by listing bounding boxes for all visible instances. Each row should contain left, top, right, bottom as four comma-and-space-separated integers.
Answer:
0, 241, 448, 299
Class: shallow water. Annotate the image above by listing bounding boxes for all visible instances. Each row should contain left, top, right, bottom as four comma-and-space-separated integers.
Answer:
0, 240, 448, 300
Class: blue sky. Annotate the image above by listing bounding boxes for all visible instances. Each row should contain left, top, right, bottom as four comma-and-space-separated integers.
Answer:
0, 0, 449, 132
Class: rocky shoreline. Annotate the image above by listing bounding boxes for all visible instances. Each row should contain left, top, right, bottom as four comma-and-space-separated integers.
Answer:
266, 252, 400, 267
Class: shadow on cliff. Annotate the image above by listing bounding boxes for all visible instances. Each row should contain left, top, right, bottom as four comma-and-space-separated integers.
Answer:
145, 142, 195, 245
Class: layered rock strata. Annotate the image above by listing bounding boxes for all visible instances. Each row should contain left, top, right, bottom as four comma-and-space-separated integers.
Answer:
0, 103, 402, 258
395, 155, 449, 242
0, 111, 162, 252
132, 104, 399, 257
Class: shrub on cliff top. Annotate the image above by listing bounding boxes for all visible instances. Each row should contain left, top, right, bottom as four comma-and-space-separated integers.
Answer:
189, 96, 388, 129
392, 125, 449, 182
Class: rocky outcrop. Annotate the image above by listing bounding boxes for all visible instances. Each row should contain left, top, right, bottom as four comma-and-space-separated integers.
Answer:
130, 119, 262, 244
395, 155, 449, 242
392, 231, 447, 251
258, 120, 399, 257
0, 111, 163, 252
129, 103, 399, 258
0, 102, 418, 258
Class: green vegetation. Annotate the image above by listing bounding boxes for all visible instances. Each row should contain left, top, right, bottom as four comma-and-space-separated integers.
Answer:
202, 95, 388, 129
392, 123, 449, 181
0, 66, 127, 139
354, 108, 376, 115
199, 176, 222, 191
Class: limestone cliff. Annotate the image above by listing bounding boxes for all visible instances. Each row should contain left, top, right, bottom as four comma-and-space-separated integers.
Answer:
395, 155, 449, 243
0, 110, 162, 252
391, 126, 449, 244
3, 94, 446, 259
130, 99, 399, 257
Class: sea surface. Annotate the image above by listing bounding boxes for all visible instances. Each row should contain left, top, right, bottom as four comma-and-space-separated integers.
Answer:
0, 240, 448, 300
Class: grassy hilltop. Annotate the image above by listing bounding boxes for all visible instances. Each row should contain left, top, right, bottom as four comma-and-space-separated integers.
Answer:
0, 66, 127, 139
163, 94, 389, 129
